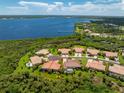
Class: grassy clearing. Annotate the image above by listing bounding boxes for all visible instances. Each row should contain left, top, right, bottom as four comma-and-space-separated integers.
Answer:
81, 57, 88, 66
49, 48, 58, 55
98, 55, 105, 59
73, 45, 87, 49
119, 55, 124, 65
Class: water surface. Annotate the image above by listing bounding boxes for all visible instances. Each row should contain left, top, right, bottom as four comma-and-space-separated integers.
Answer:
0, 17, 93, 40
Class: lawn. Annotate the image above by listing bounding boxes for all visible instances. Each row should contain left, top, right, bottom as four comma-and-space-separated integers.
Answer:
73, 45, 87, 49
49, 48, 58, 55
98, 55, 105, 59
119, 55, 124, 65
81, 57, 88, 66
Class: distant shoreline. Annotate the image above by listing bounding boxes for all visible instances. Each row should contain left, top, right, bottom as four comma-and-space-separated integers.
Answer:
0, 15, 124, 19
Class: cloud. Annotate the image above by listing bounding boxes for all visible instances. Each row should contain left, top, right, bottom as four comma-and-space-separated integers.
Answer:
19, 1, 48, 7
7, 6, 28, 10
94, 0, 120, 4
17, 1, 64, 13
5, 0, 124, 16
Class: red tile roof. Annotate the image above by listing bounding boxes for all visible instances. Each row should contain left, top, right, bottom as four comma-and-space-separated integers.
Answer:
86, 60, 105, 71
109, 64, 124, 75
58, 48, 71, 54
87, 49, 99, 56
73, 47, 85, 53
64, 59, 81, 68
30, 56, 42, 65
104, 51, 118, 58
42, 61, 61, 70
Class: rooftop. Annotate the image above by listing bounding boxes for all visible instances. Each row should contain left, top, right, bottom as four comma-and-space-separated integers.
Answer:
84, 29, 92, 33
86, 59, 105, 71
58, 48, 71, 54
87, 49, 100, 56
64, 59, 81, 69
73, 47, 85, 53
30, 56, 42, 65
42, 61, 61, 70
104, 51, 118, 58
109, 64, 124, 75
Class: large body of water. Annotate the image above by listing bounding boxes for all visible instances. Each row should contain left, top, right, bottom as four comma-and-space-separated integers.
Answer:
0, 17, 94, 40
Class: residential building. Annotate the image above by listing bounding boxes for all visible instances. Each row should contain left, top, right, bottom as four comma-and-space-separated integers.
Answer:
86, 59, 105, 71
109, 64, 124, 78
26, 56, 42, 67
73, 47, 85, 57
42, 61, 61, 71
84, 29, 92, 33
87, 49, 100, 58
64, 59, 81, 69
104, 51, 118, 62
58, 48, 71, 57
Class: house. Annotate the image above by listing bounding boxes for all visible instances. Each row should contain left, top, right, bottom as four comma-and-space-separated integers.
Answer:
84, 29, 92, 33
104, 51, 118, 62
86, 59, 105, 71
64, 59, 81, 69
109, 64, 124, 78
87, 49, 100, 58
104, 51, 118, 58
58, 48, 71, 57
42, 61, 61, 71
73, 47, 85, 57
64, 59, 81, 73
36, 49, 49, 56
90, 33, 100, 36
26, 56, 42, 67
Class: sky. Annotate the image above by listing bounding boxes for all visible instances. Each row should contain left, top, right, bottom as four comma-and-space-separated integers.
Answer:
0, 0, 124, 16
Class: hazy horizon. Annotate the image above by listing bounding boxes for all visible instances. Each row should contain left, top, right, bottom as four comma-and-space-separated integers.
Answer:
0, 15, 124, 17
